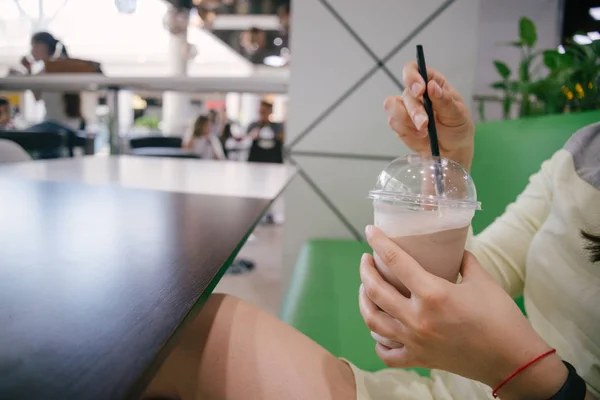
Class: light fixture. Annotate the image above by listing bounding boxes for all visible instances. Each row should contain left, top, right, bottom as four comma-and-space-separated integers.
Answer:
588, 31, 600, 41
573, 34, 593, 45
263, 55, 286, 67
132, 94, 147, 110
590, 7, 600, 20
115, 0, 137, 14
558, 45, 565, 54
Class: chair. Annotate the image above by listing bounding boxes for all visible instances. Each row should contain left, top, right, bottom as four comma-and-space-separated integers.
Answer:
280, 110, 600, 373
129, 136, 182, 150
0, 131, 67, 159
0, 139, 32, 164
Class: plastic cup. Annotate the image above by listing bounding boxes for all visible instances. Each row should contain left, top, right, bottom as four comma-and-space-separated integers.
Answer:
368, 154, 480, 297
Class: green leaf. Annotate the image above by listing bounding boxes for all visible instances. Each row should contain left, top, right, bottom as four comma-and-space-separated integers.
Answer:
493, 60, 512, 79
503, 96, 513, 119
543, 50, 561, 70
519, 17, 537, 47
496, 40, 524, 48
508, 80, 521, 92
491, 81, 507, 90
519, 60, 530, 82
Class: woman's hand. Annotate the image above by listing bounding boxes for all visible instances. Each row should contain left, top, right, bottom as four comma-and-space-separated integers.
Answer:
359, 226, 568, 399
385, 62, 475, 171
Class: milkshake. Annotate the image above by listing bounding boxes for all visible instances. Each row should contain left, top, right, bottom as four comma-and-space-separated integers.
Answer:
368, 154, 480, 297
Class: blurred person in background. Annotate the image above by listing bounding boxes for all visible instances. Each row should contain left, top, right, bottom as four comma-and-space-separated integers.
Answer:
183, 115, 225, 160
209, 109, 222, 137
17, 32, 89, 158
0, 97, 15, 130
247, 100, 284, 164
277, 1, 291, 35
240, 27, 268, 63
247, 100, 285, 224
24, 32, 87, 133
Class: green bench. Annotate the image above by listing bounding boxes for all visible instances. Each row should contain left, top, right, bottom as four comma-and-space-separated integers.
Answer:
280, 111, 600, 373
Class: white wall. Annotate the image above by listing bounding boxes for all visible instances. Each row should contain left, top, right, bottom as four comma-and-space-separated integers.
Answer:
472, 0, 561, 121
284, 0, 481, 280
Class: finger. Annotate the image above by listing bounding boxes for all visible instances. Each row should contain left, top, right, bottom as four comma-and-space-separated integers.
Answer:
402, 61, 449, 97
402, 61, 426, 97
427, 81, 470, 129
375, 343, 413, 368
359, 253, 412, 324
383, 96, 426, 140
359, 281, 407, 341
370, 331, 404, 349
365, 225, 436, 296
459, 251, 493, 284
401, 88, 428, 132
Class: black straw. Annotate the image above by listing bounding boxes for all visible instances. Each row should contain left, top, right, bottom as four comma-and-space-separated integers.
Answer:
416, 45, 445, 196
416, 45, 440, 157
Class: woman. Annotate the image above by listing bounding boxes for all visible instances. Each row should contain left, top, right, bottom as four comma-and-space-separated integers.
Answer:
26, 32, 86, 132
144, 62, 599, 399
183, 115, 225, 160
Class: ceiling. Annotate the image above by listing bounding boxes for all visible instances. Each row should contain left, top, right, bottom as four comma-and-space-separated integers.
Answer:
163, 0, 291, 65
0, 0, 258, 77
562, 0, 600, 41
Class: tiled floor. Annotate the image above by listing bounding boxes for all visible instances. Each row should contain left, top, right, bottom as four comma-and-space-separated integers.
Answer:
214, 224, 284, 316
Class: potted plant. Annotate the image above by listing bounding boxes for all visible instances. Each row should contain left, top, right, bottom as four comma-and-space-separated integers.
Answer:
481, 17, 600, 120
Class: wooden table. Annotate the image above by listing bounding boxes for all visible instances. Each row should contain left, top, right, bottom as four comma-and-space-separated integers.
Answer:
0, 156, 294, 200
0, 157, 295, 400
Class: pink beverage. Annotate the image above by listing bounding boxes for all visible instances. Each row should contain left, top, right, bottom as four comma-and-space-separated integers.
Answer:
368, 154, 480, 297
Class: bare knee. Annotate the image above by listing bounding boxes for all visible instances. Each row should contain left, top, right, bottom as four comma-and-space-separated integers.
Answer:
201, 293, 241, 316
187, 293, 245, 336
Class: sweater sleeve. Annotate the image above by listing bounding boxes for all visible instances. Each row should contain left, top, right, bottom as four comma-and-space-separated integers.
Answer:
466, 153, 557, 298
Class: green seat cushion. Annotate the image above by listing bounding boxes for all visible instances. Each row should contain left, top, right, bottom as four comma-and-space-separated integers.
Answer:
471, 111, 600, 233
279, 239, 429, 375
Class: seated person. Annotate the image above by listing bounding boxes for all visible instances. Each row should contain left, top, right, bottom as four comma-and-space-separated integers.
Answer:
143, 62, 599, 400
0, 97, 15, 130
183, 115, 225, 160
23, 32, 86, 133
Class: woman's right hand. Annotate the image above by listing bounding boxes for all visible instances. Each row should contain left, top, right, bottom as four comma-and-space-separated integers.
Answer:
384, 61, 475, 171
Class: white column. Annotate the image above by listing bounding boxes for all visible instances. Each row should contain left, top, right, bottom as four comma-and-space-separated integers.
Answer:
272, 95, 287, 122
162, 9, 191, 137
240, 93, 261, 129
118, 90, 134, 135
80, 92, 99, 130
225, 92, 241, 122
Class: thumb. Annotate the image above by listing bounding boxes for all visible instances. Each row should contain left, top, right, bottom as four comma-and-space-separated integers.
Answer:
459, 251, 492, 283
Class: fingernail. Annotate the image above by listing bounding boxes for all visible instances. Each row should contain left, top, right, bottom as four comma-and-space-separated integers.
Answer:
432, 82, 443, 98
411, 83, 422, 96
413, 114, 427, 130
365, 225, 375, 237
359, 284, 364, 294
383, 98, 393, 112
384, 103, 394, 118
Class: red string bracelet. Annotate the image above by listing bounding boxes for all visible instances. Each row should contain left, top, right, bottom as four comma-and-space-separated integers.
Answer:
492, 349, 557, 398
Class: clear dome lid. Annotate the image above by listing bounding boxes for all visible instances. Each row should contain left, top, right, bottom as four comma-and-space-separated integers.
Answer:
368, 154, 481, 210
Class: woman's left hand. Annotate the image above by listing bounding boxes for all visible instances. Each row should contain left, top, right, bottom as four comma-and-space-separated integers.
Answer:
358, 226, 564, 391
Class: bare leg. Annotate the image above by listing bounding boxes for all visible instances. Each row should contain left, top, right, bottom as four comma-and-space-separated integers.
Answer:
144, 294, 357, 400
